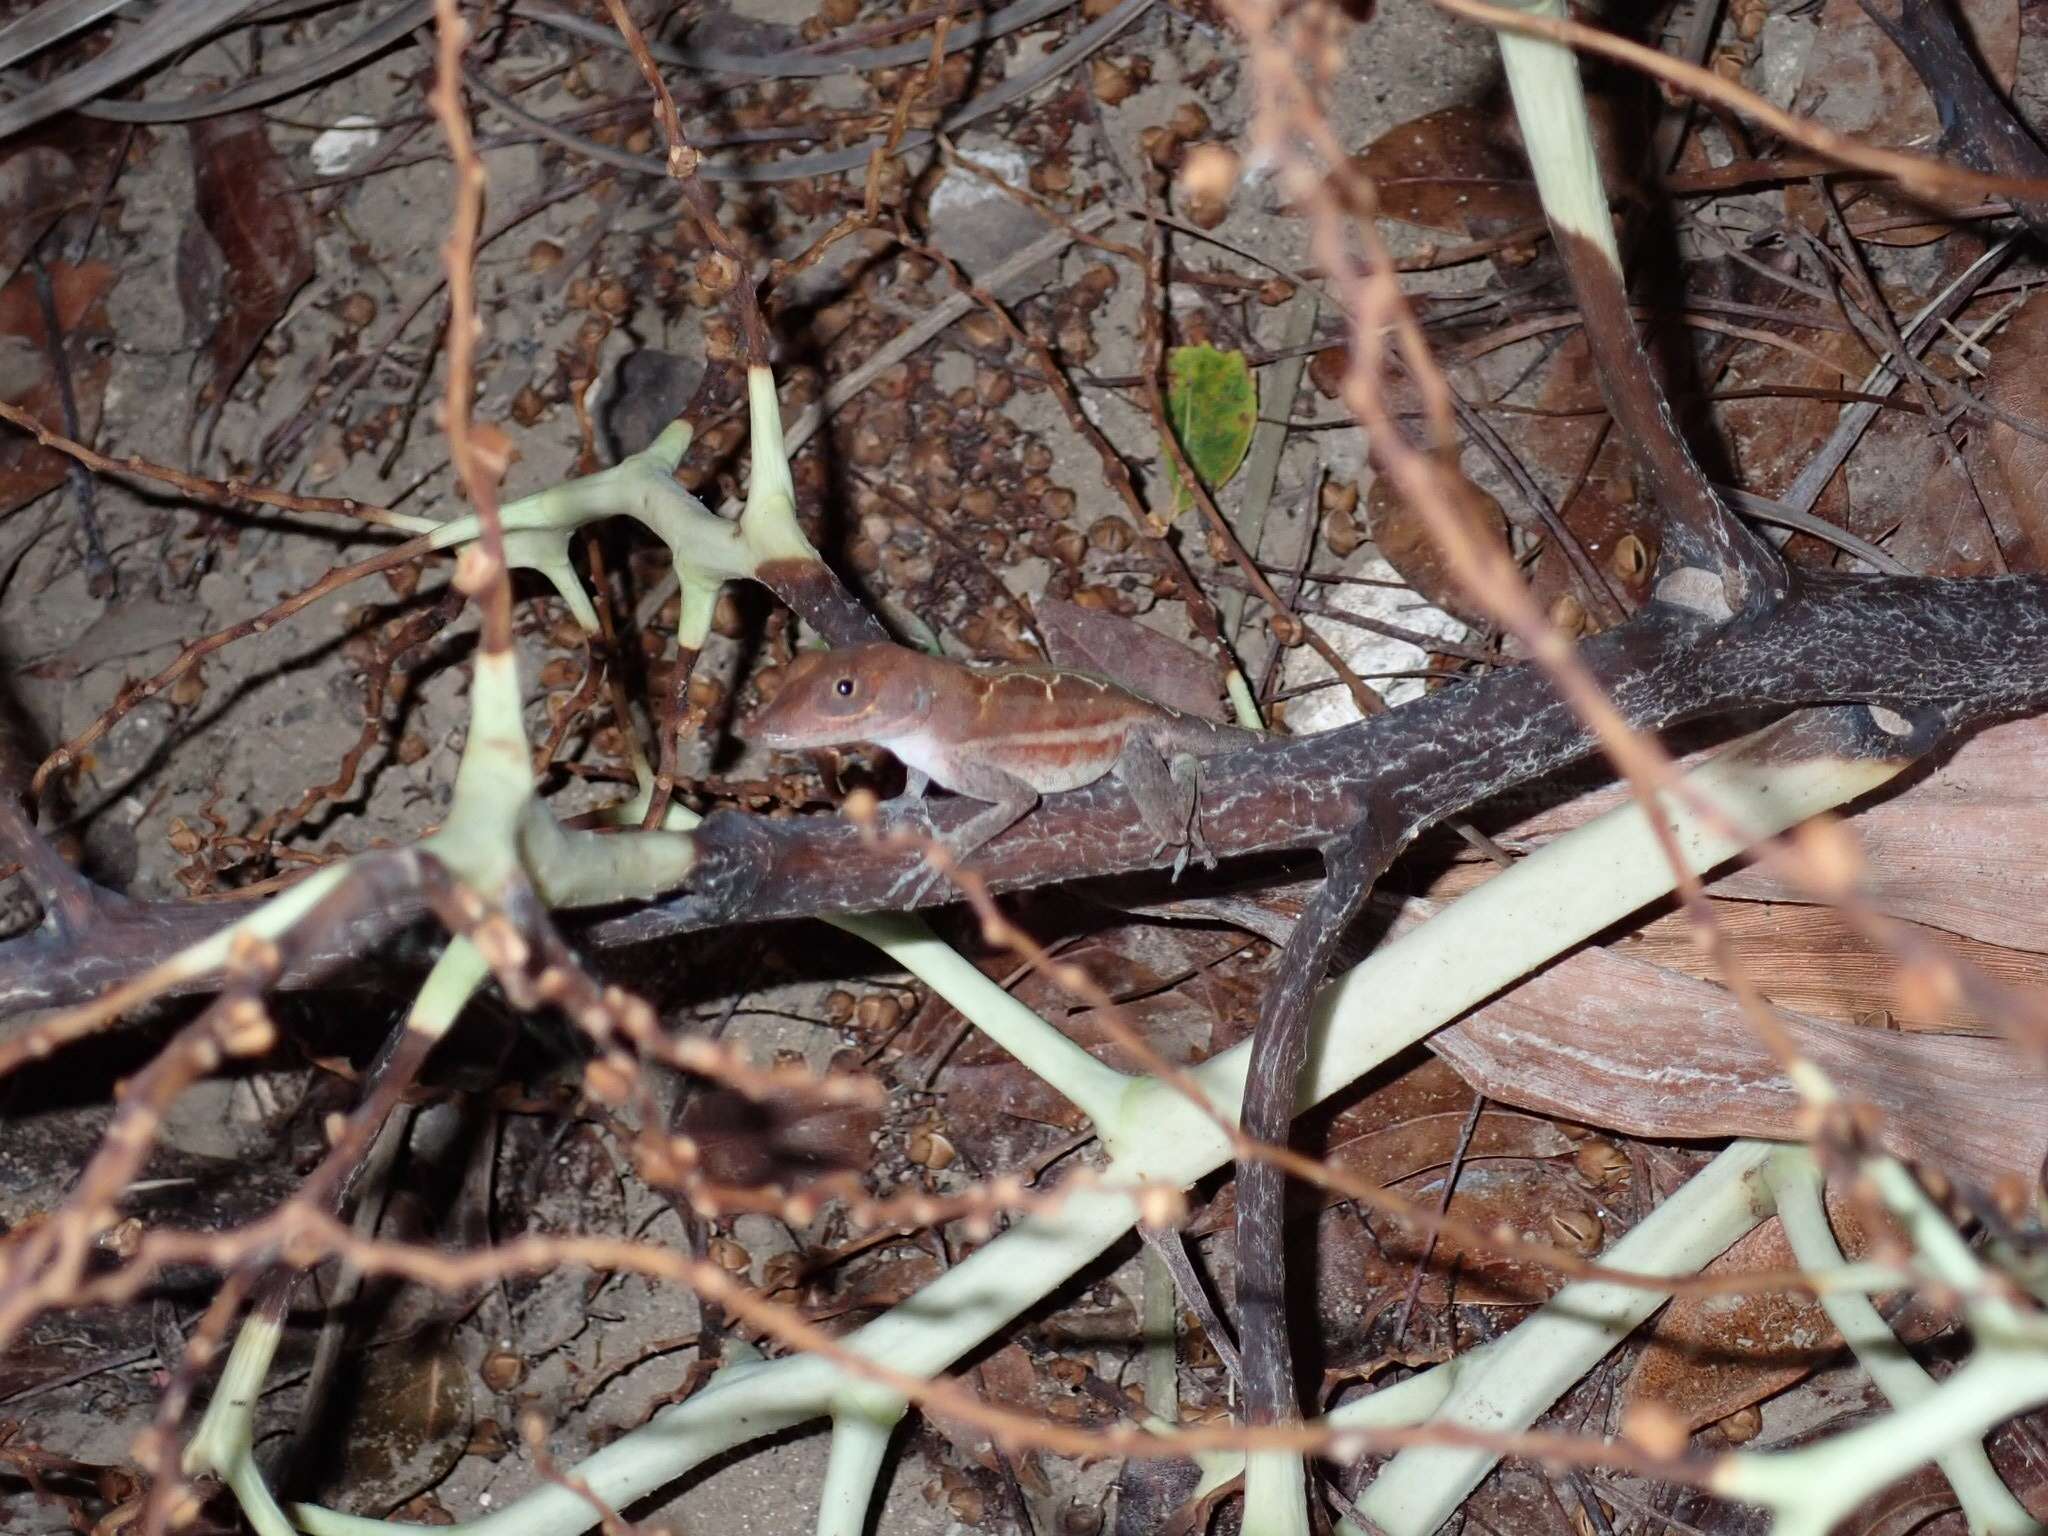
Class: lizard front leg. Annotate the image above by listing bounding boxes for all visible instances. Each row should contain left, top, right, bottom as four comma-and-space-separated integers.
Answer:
876, 767, 937, 840
892, 759, 1038, 905
1112, 733, 1206, 879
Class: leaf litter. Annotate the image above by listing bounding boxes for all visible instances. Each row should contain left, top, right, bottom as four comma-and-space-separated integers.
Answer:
3, 0, 2048, 1532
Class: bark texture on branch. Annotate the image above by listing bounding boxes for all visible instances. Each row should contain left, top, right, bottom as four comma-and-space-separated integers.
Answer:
1234, 822, 1389, 1427
606, 572, 2048, 939
5, 573, 2047, 1019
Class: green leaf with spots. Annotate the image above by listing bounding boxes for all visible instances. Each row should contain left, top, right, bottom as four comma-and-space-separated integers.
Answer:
1164, 344, 1257, 513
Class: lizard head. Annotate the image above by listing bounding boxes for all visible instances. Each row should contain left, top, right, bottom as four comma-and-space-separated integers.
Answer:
739, 643, 932, 749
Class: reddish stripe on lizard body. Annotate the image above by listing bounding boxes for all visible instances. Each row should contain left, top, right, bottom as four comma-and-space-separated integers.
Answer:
969, 667, 1154, 734
966, 722, 1135, 790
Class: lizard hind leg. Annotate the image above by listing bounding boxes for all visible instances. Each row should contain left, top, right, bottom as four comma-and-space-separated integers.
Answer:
1112, 735, 1204, 880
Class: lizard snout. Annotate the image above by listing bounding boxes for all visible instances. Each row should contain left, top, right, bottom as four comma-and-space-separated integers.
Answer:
738, 686, 850, 751
735, 697, 798, 747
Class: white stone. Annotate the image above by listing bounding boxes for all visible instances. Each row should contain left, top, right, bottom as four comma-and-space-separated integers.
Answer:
927, 145, 1032, 217
1280, 555, 1470, 729
309, 114, 381, 175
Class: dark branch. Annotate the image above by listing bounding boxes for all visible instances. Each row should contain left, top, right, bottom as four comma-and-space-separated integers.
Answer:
1549, 229, 1786, 613
1234, 820, 1390, 1428
3, 575, 2045, 1015
611, 572, 2047, 941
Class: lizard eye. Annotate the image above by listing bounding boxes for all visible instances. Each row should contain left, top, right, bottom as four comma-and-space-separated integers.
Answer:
834, 677, 855, 698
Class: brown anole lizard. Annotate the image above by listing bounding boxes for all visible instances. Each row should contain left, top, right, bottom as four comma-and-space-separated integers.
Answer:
740, 642, 1259, 884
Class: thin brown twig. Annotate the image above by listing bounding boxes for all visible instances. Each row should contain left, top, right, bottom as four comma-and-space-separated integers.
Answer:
937, 133, 1148, 262
262, 171, 605, 470
54, 1210, 1882, 1477
834, 805, 1876, 1307
905, 226, 1231, 650
0, 400, 416, 531
31, 534, 441, 801
1810, 176, 2048, 448
771, 14, 956, 290
602, 0, 771, 365
242, 590, 466, 859
1135, 212, 1390, 719
428, 0, 516, 656
26, 254, 112, 594
522, 1414, 649, 1536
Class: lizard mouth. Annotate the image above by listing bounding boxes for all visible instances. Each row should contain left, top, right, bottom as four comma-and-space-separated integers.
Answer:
735, 707, 788, 746
736, 699, 827, 750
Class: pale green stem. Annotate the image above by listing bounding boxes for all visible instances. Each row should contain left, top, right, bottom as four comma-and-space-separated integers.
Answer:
272, 718, 1906, 1536
421, 367, 826, 649
827, 912, 1132, 1128
1712, 1350, 2048, 1536
1243, 1450, 1309, 1536
185, 1307, 296, 1536
423, 424, 737, 634
188, 943, 488, 1529
1862, 1157, 2040, 1340
1488, 0, 1618, 255
146, 861, 354, 996
520, 812, 697, 910
294, 1352, 840, 1536
816, 1410, 904, 1536
1195, 1332, 1495, 1496
1768, 1155, 2034, 1535
405, 939, 491, 1040
1348, 1140, 1790, 1536
1142, 1245, 1181, 1426
737, 366, 816, 566
427, 647, 535, 897
1180, 727, 1902, 1122
1225, 668, 1265, 730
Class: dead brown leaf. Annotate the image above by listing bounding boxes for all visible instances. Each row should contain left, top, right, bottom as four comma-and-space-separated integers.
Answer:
1034, 596, 1229, 719
334, 1330, 473, 1515
1615, 899, 2048, 1035
1493, 715, 2048, 955
1350, 91, 1638, 239
183, 112, 314, 413
0, 146, 75, 277
1513, 333, 1663, 625
1192, 1056, 1571, 1235
809, 1251, 944, 1323
0, 259, 116, 517
1883, 424, 2005, 576
1364, 470, 1515, 628
1349, 1164, 1590, 1307
1423, 914, 2048, 1192
676, 1081, 883, 1191
1351, 103, 1539, 237
1622, 1197, 1873, 1433
1712, 325, 1875, 568
1976, 292, 2048, 571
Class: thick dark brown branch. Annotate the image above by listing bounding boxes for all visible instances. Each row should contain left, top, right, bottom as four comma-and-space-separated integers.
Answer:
754, 558, 891, 647
1550, 230, 1785, 612
5, 574, 2046, 1017
1235, 821, 1390, 1431
0, 789, 100, 943
605, 571, 2048, 940
0, 856, 426, 1047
